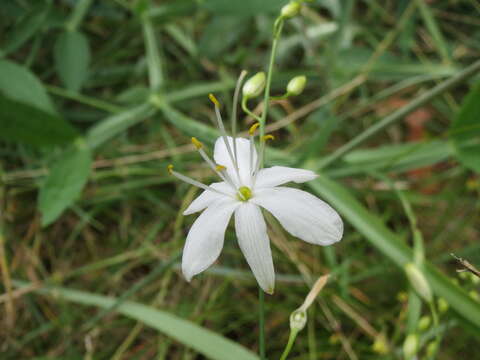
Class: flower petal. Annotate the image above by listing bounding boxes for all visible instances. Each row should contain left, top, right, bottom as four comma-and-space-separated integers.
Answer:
214, 136, 257, 187
234, 202, 275, 294
252, 187, 343, 246
254, 166, 317, 189
183, 182, 234, 215
182, 199, 240, 281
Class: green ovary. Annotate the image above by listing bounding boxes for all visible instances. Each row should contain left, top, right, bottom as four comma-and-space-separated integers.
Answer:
237, 186, 252, 201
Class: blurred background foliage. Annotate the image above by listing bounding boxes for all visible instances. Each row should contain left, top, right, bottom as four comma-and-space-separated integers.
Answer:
0, 0, 479, 359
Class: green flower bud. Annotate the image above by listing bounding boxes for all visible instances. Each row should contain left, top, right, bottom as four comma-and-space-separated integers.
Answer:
372, 334, 389, 355
242, 72, 266, 99
418, 315, 431, 331
289, 308, 307, 332
437, 297, 449, 314
405, 263, 432, 303
403, 334, 418, 360
281, 1, 302, 18
426, 341, 438, 357
286, 75, 307, 96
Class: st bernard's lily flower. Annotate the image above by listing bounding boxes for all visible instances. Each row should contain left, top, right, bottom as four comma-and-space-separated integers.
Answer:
169, 75, 343, 294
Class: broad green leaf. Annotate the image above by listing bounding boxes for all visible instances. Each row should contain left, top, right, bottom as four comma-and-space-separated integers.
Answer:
38, 140, 92, 226
13, 280, 259, 360
54, 31, 91, 92
450, 83, 480, 172
0, 59, 56, 114
308, 174, 480, 331
0, 96, 78, 147
202, 0, 286, 17
326, 140, 452, 177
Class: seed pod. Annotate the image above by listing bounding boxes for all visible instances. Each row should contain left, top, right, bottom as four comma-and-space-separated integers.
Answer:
405, 263, 433, 302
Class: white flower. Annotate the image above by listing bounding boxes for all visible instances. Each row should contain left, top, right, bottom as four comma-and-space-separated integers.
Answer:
169, 78, 343, 294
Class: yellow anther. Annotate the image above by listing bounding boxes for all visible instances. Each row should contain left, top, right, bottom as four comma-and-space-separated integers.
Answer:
215, 164, 226, 172
167, 164, 174, 174
208, 93, 220, 107
191, 137, 203, 149
249, 123, 260, 136
262, 134, 275, 142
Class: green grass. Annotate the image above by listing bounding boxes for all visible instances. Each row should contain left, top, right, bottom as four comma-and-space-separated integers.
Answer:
1, 0, 480, 359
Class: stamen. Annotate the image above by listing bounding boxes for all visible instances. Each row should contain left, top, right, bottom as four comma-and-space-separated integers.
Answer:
209, 93, 242, 185
262, 134, 275, 142
232, 70, 248, 165
191, 137, 203, 149
215, 165, 226, 171
190, 137, 237, 190
169, 168, 232, 197
252, 134, 275, 185
208, 93, 220, 107
249, 123, 260, 136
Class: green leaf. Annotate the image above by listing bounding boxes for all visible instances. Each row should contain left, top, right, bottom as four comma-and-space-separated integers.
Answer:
450, 83, 480, 172
38, 140, 92, 226
13, 280, 260, 360
202, 0, 286, 17
308, 173, 480, 331
0, 96, 78, 147
54, 31, 91, 92
0, 59, 56, 114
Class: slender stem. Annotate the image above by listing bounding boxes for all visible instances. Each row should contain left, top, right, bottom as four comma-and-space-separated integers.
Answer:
279, 330, 299, 360
259, 287, 266, 359
67, 0, 94, 31
317, 59, 480, 169
242, 98, 262, 123
258, 18, 284, 167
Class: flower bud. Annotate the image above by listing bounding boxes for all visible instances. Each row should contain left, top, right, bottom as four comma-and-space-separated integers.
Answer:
286, 75, 307, 96
418, 315, 431, 331
281, 1, 302, 18
289, 308, 307, 332
437, 297, 449, 314
426, 341, 438, 357
403, 334, 418, 360
242, 72, 266, 99
372, 334, 389, 355
405, 263, 432, 303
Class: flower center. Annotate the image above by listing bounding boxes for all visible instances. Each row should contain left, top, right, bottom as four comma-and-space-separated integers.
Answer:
237, 186, 252, 201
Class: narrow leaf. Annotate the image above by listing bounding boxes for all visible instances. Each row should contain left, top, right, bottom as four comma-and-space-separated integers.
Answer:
38, 140, 92, 226
450, 83, 480, 172
308, 174, 480, 331
13, 280, 260, 360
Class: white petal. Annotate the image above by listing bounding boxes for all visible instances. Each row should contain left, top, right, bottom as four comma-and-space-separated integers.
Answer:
183, 182, 234, 215
252, 187, 343, 246
255, 166, 318, 189
214, 136, 257, 187
234, 202, 275, 294
182, 199, 239, 281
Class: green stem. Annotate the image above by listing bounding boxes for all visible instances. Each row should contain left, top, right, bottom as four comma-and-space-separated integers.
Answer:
242, 97, 262, 123
67, 0, 94, 31
279, 330, 298, 360
259, 17, 284, 166
317, 59, 480, 170
259, 287, 266, 359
